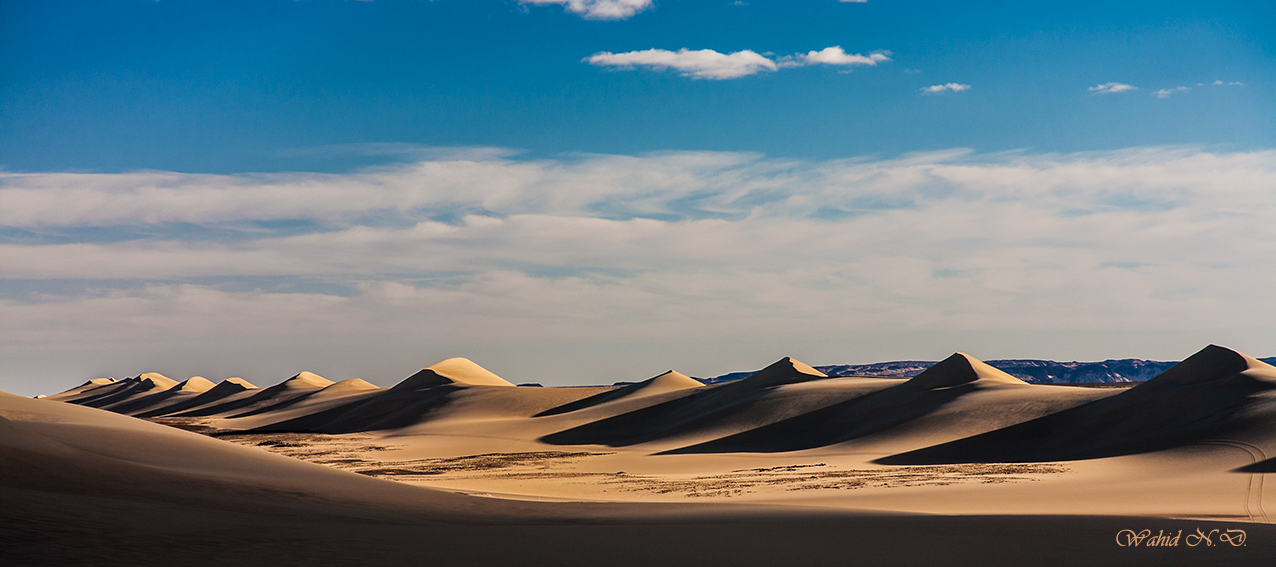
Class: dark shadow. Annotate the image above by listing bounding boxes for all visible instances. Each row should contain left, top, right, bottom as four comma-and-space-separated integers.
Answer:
662, 382, 972, 454
1235, 457, 1276, 473
246, 385, 461, 434
533, 386, 628, 417
878, 346, 1272, 465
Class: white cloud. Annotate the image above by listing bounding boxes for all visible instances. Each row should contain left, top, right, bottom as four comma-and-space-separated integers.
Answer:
839, 0, 869, 3
585, 46, 891, 79
777, 47, 890, 68
1210, 80, 1245, 86
920, 83, 970, 93
520, 0, 653, 20
584, 48, 778, 79
1089, 82, 1137, 94
6, 147, 1276, 392
1154, 86, 1190, 99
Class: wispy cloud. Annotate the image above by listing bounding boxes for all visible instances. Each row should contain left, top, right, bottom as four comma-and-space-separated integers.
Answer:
920, 83, 970, 94
520, 0, 653, 20
777, 47, 890, 68
584, 48, 777, 79
1154, 86, 1190, 99
7, 147, 1276, 390
1089, 82, 1137, 94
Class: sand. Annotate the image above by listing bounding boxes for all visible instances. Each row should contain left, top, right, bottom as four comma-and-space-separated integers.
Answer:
5, 348, 1276, 565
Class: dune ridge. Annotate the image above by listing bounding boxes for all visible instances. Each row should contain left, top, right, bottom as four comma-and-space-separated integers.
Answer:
395, 358, 515, 389
879, 344, 1276, 464
535, 371, 704, 417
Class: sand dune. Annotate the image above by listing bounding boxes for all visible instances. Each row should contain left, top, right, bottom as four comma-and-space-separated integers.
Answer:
168, 371, 333, 418
539, 357, 893, 447
880, 345, 1276, 464
45, 377, 129, 402
135, 376, 259, 418
174, 376, 216, 392
536, 370, 704, 417
664, 353, 1082, 454
396, 357, 515, 388
14, 345, 1276, 565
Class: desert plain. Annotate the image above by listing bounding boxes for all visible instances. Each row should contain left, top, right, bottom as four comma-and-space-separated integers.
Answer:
4, 344, 1276, 566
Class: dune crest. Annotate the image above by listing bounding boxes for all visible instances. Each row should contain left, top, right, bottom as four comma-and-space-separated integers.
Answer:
138, 372, 178, 390
879, 344, 1276, 465
324, 378, 381, 392
1139, 344, 1267, 387
394, 358, 514, 389
173, 376, 216, 393
220, 377, 258, 390
284, 371, 334, 389
740, 357, 826, 388
904, 353, 1026, 389
533, 370, 703, 417
637, 371, 705, 396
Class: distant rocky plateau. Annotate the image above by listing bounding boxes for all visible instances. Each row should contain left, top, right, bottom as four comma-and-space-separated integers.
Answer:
699, 356, 1276, 385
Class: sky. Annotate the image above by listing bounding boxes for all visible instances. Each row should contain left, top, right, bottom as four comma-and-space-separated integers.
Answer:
2, 0, 1275, 395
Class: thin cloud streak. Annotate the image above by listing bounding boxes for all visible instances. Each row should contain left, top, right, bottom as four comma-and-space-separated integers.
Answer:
584, 48, 777, 80
921, 83, 970, 93
1154, 86, 1190, 99
1089, 82, 1137, 94
520, 0, 653, 20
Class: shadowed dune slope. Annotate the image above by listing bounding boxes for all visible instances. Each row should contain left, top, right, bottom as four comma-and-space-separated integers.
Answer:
93, 376, 218, 416
536, 371, 704, 417
46, 378, 133, 404
169, 371, 332, 418
664, 353, 1061, 454
11, 389, 1276, 566
71, 372, 178, 410
213, 379, 388, 429
879, 345, 1276, 465
136, 377, 259, 418
395, 358, 514, 389
241, 361, 520, 433
45, 378, 118, 401
905, 352, 1027, 388
248, 382, 618, 434
539, 358, 875, 448
14, 393, 1275, 567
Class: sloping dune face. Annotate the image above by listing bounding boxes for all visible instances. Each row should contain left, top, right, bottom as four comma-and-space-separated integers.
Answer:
640, 371, 705, 395
665, 353, 1050, 454
880, 344, 1276, 464
138, 372, 178, 390
394, 358, 514, 389
905, 353, 1027, 389
539, 357, 848, 447
132, 377, 261, 418
163, 371, 335, 419
174, 376, 216, 393
739, 357, 827, 387
220, 377, 258, 390
534, 371, 704, 417
325, 378, 381, 392
285, 371, 335, 389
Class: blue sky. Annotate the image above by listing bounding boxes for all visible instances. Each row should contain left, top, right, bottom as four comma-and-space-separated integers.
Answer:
2, 1, 1276, 394
4, 0, 1273, 172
